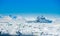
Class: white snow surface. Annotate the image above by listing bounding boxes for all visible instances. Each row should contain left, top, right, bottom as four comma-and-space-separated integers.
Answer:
0, 15, 60, 36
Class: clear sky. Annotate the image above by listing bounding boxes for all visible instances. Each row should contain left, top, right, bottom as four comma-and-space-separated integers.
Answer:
0, 0, 60, 16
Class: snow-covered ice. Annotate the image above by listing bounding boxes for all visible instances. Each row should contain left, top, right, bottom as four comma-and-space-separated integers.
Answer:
0, 15, 60, 36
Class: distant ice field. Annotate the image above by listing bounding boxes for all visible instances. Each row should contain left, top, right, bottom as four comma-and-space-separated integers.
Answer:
0, 15, 60, 36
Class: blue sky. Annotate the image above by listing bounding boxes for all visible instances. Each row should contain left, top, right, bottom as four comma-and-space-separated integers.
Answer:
0, 0, 60, 16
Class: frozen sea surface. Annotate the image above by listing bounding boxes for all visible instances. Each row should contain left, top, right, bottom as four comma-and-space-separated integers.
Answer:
0, 15, 60, 36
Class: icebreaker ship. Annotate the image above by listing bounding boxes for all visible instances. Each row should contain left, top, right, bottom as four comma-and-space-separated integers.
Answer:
27, 16, 52, 23
36, 16, 52, 23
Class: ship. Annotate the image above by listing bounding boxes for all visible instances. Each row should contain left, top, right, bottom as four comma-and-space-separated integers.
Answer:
27, 16, 52, 23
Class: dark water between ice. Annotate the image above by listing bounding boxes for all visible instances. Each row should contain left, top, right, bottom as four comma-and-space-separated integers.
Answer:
0, 32, 34, 36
